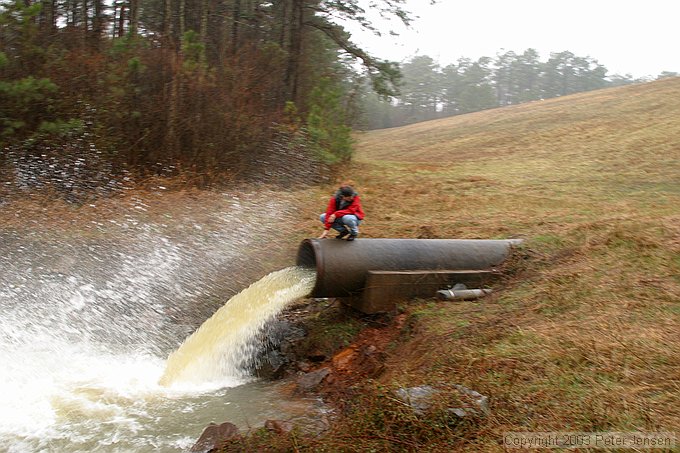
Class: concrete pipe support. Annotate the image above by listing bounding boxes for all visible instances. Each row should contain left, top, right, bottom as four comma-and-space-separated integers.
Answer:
296, 238, 521, 298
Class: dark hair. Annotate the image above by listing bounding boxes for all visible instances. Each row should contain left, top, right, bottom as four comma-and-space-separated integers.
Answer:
339, 185, 355, 197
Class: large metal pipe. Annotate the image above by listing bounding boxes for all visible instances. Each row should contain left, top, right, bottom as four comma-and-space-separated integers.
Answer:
296, 238, 521, 298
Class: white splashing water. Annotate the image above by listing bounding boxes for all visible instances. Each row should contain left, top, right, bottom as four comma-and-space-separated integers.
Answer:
0, 190, 320, 452
160, 266, 316, 388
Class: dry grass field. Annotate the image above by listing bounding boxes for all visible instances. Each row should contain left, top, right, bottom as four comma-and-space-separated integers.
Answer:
289, 77, 680, 451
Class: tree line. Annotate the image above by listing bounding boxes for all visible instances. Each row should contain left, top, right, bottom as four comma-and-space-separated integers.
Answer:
360, 50, 678, 130
2, 0, 677, 196
0, 0, 406, 195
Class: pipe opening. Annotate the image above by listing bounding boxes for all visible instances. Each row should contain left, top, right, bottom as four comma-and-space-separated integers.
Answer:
296, 239, 324, 297
296, 239, 317, 270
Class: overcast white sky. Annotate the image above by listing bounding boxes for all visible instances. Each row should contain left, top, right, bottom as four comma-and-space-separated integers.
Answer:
342, 0, 680, 78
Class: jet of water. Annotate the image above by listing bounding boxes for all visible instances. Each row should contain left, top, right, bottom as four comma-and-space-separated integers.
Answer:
159, 266, 316, 388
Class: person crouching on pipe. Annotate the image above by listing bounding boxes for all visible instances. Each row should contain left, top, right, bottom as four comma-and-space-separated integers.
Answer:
318, 185, 365, 241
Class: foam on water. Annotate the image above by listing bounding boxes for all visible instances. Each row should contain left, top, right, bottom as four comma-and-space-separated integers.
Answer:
0, 266, 317, 451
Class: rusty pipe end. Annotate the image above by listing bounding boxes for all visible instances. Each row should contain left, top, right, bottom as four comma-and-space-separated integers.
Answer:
296, 239, 325, 297
296, 238, 524, 299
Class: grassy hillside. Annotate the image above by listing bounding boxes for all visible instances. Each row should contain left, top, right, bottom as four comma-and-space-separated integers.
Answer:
290, 77, 680, 451
350, 77, 680, 241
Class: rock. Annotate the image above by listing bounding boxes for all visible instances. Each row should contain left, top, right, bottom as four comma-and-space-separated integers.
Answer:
395, 385, 490, 418
256, 350, 287, 379
448, 408, 470, 417
323, 372, 336, 385
264, 419, 294, 434
190, 422, 240, 453
254, 320, 307, 379
331, 347, 357, 371
394, 385, 438, 415
296, 367, 330, 391
455, 384, 490, 415
266, 320, 306, 347
446, 385, 490, 418
297, 360, 311, 372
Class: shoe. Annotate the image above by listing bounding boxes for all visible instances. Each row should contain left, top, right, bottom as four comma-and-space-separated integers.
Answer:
336, 230, 349, 239
346, 233, 358, 241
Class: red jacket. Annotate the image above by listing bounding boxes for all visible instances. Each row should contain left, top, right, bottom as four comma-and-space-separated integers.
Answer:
324, 194, 365, 230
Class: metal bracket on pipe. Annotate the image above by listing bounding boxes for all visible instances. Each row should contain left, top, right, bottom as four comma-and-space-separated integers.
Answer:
436, 288, 492, 301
